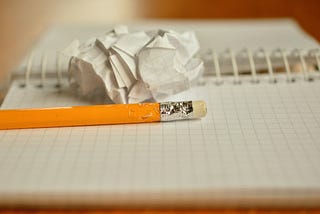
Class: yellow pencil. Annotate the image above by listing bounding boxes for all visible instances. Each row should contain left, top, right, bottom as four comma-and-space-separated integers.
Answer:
0, 101, 206, 130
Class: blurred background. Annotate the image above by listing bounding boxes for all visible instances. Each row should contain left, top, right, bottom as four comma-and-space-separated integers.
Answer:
0, 0, 319, 212
0, 0, 319, 93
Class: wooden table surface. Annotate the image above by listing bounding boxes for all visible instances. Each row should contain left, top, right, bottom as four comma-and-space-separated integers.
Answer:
1, 209, 320, 213
0, 0, 319, 213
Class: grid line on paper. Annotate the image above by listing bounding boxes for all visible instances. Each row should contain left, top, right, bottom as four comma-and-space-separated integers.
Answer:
124, 124, 138, 190
145, 123, 151, 189
23, 129, 46, 190
97, 126, 111, 190
229, 86, 247, 184
83, 126, 99, 190
0, 130, 17, 170
276, 83, 311, 180
233, 85, 260, 185
209, 89, 225, 187
159, 122, 164, 189
174, 120, 181, 190
84, 126, 102, 188
298, 84, 320, 178
0, 130, 19, 189
296, 82, 320, 177
197, 106, 211, 186
301, 82, 320, 152
51, 128, 72, 189
218, 85, 241, 186
186, 120, 196, 186
275, 83, 319, 184
290, 83, 320, 178
263, 85, 293, 183
4, 128, 34, 190
111, 125, 124, 190
67, 127, 86, 189
242, 86, 261, 182
255, 84, 281, 184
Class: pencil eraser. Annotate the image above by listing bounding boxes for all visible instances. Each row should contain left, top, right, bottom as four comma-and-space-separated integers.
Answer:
193, 100, 207, 119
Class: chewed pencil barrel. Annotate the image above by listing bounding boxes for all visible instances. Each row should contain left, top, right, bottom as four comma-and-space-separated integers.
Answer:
0, 101, 207, 130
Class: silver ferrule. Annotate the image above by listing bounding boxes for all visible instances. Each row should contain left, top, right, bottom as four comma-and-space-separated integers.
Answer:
160, 101, 194, 121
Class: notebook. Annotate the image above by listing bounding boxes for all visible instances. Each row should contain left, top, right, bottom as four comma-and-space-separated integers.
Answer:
0, 19, 320, 208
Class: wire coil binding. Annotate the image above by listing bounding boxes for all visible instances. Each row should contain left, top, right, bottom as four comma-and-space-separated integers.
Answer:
21, 51, 65, 88
21, 48, 320, 87
209, 48, 319, 85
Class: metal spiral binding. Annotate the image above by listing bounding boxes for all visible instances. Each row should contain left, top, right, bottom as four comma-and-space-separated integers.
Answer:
38, 52, 48, 88
244, 48, 259, 84
274, 48, 294, 82
22, 48, 320, 87
210, 48, 319, 85
21, 51, 64, 88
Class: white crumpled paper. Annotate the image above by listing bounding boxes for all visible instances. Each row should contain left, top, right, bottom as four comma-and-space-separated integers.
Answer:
63, 25, 203, 104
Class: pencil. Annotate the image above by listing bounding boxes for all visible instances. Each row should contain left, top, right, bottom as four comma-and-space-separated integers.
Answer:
0, 101, 206, 130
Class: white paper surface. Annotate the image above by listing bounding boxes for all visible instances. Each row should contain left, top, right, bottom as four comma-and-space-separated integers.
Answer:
63, 26, 203, 103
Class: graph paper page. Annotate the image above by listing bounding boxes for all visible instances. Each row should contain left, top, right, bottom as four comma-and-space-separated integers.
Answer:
1, 77, 320, 206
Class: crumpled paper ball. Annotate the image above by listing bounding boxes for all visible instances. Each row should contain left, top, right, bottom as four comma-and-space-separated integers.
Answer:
63, 25, 203, 104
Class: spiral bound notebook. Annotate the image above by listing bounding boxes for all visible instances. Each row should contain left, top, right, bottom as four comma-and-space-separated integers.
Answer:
0, 19, 320, 208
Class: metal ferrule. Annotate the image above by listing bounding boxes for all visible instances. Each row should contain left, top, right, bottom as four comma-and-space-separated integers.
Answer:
160, 101, 194, 121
